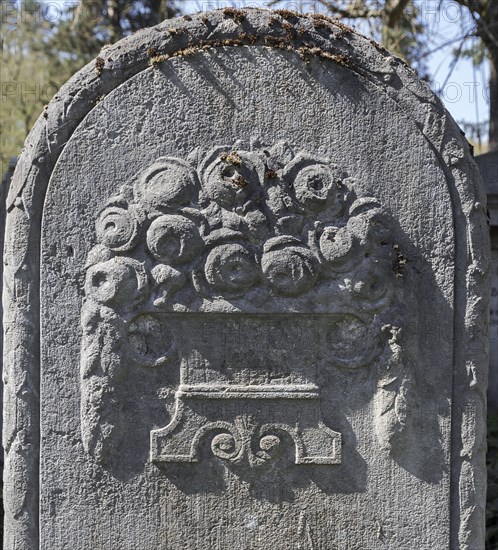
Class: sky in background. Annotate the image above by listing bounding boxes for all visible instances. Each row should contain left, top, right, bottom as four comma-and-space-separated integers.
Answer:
415, 0, 491, 144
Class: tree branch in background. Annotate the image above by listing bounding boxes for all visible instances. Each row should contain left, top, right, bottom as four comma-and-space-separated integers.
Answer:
385, 0, 410, 28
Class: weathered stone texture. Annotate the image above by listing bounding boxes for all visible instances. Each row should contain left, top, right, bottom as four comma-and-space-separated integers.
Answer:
2, 9, 490, 550
476, 151, 497, 412
0, 158, 15, 471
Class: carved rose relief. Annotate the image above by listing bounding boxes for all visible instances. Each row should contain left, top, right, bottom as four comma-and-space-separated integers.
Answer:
205, 243, 260, 295
82, 142, 400, 308
261, 236, 319, 297
146, 214, 203, 265
80, 141, 409, 466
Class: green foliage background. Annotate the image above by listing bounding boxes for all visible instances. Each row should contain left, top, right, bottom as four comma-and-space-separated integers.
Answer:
1, 0, 180, 174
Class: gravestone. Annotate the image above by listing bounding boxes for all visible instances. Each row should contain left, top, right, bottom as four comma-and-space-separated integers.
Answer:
2, 9, 490, 550
476, 151, 498, 411
0, 157, 15, 471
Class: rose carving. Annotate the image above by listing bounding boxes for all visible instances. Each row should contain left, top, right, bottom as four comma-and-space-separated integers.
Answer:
134, 158, 198, 211
283, 155, 340, 213
84, 142, 400, 316
146, 214, 202, 265
96, 206, 138, 252
204, 243, 260, 294
201, 149, 264, 209
262, 236, 318, 297
294, 164, 336, 208
84, 257, 147, 306
84, 145, 401, 305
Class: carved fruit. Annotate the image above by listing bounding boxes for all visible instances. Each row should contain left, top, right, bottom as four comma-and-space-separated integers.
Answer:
151, 264, 187, 305
319, 226, 362, 272
134, 158, 198, 210
262, 236, 318, 296
85, 257, 146, 305
204, 243, 260, 294
96, 207, 138, 252
293, 163, 337, 210
146, 215, 202, 265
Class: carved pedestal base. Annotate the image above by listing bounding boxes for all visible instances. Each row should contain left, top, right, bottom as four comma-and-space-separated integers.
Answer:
150, 385, 341, 466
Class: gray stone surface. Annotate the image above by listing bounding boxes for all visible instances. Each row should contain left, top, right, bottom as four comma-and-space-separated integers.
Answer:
476, 151, 498, 225
2, 9, 490, 550
0, 158, 15, 472
476, 152, 498, 411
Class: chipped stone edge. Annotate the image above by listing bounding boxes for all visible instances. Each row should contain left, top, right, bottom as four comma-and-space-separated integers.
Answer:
2, 8, 490, 549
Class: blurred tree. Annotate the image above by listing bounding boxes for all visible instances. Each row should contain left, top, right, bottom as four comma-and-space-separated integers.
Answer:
454, 0, 498, 150
0, 0, 61, 171
0, 0, 180, 167
51, 0, 179, 66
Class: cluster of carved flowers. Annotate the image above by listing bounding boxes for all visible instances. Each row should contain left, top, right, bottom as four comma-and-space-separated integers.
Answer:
84, 142, 398, 312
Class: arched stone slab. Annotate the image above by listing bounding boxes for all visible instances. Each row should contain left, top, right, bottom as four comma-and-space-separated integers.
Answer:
3, 8, 490, 549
